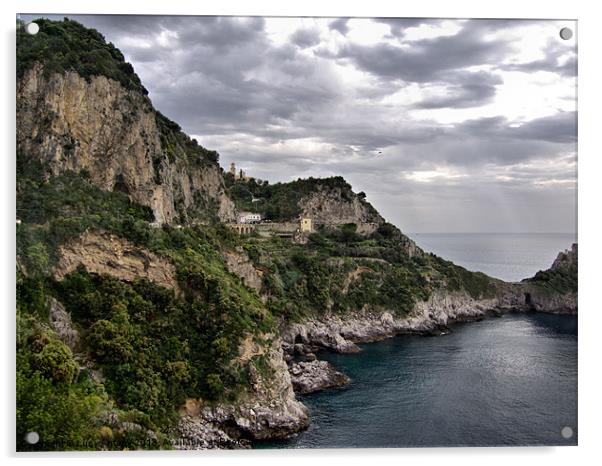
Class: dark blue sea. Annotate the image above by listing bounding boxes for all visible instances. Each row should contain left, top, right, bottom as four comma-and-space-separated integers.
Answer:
257, 233, 578, 448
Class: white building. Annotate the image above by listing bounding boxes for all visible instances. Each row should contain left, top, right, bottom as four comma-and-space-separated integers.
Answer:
238, 212, 262, 224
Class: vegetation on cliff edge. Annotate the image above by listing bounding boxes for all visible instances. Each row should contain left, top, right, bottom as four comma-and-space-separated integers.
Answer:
17, 18, 147, 94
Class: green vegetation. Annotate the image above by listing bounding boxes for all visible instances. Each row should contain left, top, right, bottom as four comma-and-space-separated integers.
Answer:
155, 111, 220, 169
423, 251, 497, 299
526, 262, 578, 294
17, 18, 147, 94
16, 162, 272, 450
17, 159, 154, 266
16, 290, 170, 451
240, 224, 496, 322
17, 354, 104, 451
56, 268, 265, 410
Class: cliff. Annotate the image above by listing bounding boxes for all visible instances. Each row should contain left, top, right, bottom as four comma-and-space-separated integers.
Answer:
521, 243, 578, 314
281, 245, 578, 356
296, 178, 384, 234
17, 20, 235, 225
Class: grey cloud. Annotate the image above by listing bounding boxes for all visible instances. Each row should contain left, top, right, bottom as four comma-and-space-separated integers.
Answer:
337, 22, 511, 83
19, 15, 577, 234
414, 71, 503, 109
502, 39, 577, 77
290, 28, 321, 48
511, 111, 577, 143
374, 18, 439, 38
329, 18, 349, 35
176, 16, 266, 51
457, 111, 577, 144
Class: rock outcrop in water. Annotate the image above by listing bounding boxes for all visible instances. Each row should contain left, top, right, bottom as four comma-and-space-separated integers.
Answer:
289, 360, 350, 394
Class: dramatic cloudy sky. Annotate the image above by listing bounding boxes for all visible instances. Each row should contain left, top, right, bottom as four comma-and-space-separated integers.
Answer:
23, 15, 577, 233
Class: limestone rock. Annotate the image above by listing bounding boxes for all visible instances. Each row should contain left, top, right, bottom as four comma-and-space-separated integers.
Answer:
54, 230, 178, 290
298, 183, 383, 235
174, 415, 248, 450
178, 337, 309, 447
289, 360, 350, 395
17, 64, 235, 225
48, 297, 79, 350
551, 243, 578, 270
223, 249, 264, 293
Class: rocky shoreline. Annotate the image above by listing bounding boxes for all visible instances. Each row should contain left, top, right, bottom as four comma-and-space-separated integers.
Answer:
166, 246, 578, 449
176, 285, 576, 449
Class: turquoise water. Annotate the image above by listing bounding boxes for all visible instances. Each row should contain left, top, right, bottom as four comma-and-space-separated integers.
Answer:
258, 313, 577, 448
256, 233, 578, 449
411, 233, 576, 283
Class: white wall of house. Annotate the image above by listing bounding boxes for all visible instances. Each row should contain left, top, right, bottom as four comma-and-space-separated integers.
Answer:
238, 212, 262, 224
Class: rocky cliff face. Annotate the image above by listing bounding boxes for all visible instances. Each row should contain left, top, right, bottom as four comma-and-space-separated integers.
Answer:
51, 229, 308, 448
176, 337, 309, 448
54, 230, 179, 291
298, 183, 384, 235
521, 242, 578, 314
223, 249, 264, 295
17, 64, 235, 225
281, 292, 499, 356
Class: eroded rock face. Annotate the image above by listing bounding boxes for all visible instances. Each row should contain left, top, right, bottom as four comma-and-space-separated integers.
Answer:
223, 249, 264, 294
552, 243, 578, 270
298, 184, 383, 235
520, 242, 578, 314
527, 290, 577, 314
51, 230, 308, 448
17, 64, 235, 224
48, 298, 79, 351
54, 230, 178, 290
282, 281, 577, 356
174, 415, 249, 450
289, 360, 350, 395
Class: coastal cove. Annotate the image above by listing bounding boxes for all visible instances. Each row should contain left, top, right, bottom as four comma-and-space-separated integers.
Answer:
258, 312, 578, 448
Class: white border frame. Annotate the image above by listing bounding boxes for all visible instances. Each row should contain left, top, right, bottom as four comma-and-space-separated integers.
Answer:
2, 1, 600, 465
